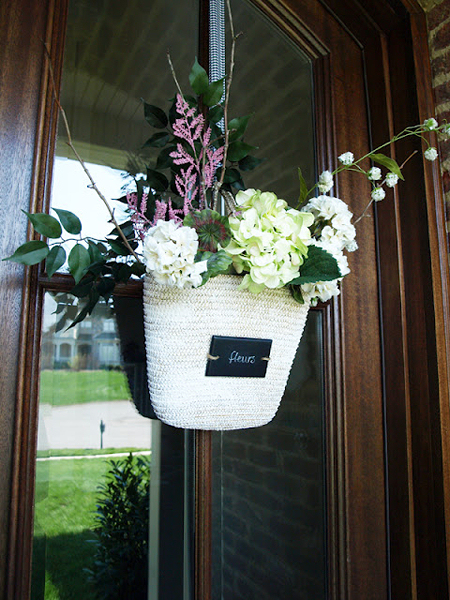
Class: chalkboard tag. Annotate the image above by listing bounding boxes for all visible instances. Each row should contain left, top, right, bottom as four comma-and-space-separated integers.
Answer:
205, 335, 272, 377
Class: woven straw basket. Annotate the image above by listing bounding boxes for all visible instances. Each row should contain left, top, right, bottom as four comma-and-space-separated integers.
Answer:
143, 274, 310, 430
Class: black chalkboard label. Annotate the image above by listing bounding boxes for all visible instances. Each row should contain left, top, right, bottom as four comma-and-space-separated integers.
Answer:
205, 335, 272, 377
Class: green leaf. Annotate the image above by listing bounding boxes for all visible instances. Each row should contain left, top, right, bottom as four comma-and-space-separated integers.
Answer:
184, 209, 231, 252
146, 168, 169, 192
46, 246, 66, 277
206, 249, 232, 277
142, 101, 168, 129
68, 244, 91, 284
108, 239, 131, 256
370, 153, 405, 181
156, 146, 176, 170
131, 261, 146, 277
290, 285, 305, 304
189, 58, 209, 95
68, 291, 101, 328
53, 208, 82, 235
97, 277, 116, 298
70, 276, 95, 298
87, 240, 105, 264
23, 211, 62, 239
227, 141, 258, 163
3, 240, 49, 265
238, 155, 264, 171
288, 245, 341, 285
203, 78, 225, 107
142, 132, 170, 148
228, 115, 251, 142
223, 168, 241, 184
298, 167, 309, 207
208, 105, 224, 124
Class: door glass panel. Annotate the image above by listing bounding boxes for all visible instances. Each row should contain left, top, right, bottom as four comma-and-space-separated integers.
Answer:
32, 0, 198, 596
212, 2, 326, 598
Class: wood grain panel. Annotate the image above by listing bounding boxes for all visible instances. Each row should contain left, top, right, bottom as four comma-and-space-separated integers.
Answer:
0, 0, 51, 595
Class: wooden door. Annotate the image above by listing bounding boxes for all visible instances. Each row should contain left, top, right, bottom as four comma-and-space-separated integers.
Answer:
1, 0, 449, 599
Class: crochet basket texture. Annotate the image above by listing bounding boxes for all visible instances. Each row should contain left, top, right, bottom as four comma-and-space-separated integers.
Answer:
143, 274, 310, 430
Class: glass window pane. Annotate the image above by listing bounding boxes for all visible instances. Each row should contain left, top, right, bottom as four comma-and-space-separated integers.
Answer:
33, 0, 199, 595
212, 2, 325, 598
33, 293, 152, 600
212, 313, 326, 600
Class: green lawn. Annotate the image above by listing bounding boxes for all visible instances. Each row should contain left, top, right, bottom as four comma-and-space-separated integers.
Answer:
39, 369, 130, 406
36, 447, 147, 459
32, 453, 151, 600
32, 457, 109, 600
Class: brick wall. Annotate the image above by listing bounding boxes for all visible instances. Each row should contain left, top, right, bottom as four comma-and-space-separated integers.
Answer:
421, 0, 450, 246
211, 313, 327, 600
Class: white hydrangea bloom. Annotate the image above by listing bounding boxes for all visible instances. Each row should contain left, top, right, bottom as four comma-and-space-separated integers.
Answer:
368, 167, 382, 181
385, 172, 399, 188
424, 147, 438, 161
338, 152, 354, 166
226, 189, 314, 292
317, 170, 334, 193
371, 187, 386, 202
143, 220, 207, 288
423, 117, 438, 131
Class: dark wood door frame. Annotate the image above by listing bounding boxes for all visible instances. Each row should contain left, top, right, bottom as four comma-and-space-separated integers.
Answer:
1, 1, 450, 599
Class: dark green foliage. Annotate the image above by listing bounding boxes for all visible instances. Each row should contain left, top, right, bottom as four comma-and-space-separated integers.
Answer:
88, 454, 150, 600
183, 208, 231, 252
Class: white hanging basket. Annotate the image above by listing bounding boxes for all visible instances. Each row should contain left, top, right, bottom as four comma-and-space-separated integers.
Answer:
143, 274, 310, 430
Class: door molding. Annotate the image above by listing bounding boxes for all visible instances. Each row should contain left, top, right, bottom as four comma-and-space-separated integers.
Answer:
1, 0, 450, 599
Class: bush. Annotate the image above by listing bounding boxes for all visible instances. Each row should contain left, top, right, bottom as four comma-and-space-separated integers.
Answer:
88, 453, 150, 600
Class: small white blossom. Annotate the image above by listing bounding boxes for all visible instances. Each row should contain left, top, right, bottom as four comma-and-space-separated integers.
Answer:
424, 146, 438, 161
338, 152, 354, 166
371, 187, 386, 202
385, 172, 399, 188
423, 117, 439, 131
367, 167, 382, 181
345, 239, 358, 252
317, 170, 334, 193
443, 123, 450, 136
301, 280, 340, 304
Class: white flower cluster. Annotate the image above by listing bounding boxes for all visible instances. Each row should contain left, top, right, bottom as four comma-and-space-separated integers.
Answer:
142, 220, 208, 288
301, 195, 357, 305
226, 189, 314, 293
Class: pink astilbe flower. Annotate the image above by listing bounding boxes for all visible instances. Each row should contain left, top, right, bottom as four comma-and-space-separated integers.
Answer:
203, 146, 225, 189
168, 93, 226, 211
127, 192, 152, 240
152, 200, 168, 225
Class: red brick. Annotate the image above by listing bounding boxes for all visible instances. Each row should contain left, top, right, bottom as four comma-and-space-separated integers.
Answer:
434, 80, 450, 104
428, 1, 450, 31
431, 19, 450, 52
431, 52, 450, 79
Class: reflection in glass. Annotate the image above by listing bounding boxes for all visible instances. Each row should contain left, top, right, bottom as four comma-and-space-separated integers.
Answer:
33, 294, 152, 600
212, 313, 326, 600
212, 2, 325, 598
32, 0, 198, 596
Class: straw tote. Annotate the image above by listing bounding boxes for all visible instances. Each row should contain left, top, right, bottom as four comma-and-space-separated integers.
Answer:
143, 274, 310, 430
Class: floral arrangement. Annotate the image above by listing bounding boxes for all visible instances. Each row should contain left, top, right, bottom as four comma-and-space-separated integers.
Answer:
3, 43, 448, 325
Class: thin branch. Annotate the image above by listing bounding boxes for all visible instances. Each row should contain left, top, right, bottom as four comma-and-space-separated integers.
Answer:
43, 43, 142, 263
167, 51, 184, 98
216, 0, 241, 194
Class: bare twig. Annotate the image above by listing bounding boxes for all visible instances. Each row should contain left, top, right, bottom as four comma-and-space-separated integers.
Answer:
43, 43, 142, 263
167, 51, 184, 98
216, 0, 241, 196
